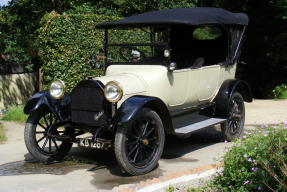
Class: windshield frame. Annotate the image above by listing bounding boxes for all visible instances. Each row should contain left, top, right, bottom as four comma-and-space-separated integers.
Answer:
104, 26, 171, 67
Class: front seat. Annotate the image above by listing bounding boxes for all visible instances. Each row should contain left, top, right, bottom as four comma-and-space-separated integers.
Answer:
191, 57, 205, 69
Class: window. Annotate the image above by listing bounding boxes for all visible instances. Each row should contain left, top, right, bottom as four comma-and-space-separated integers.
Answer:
191, 26, 228, 66
170, 25, 228, 69
193, 26, 222, 40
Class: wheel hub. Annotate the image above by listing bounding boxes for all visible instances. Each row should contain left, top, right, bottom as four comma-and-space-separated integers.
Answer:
141, 139, 149, 145
231, 113, 241, 119
234, 114, 241, 118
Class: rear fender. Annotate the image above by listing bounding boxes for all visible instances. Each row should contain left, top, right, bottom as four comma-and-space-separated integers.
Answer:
114, 96, 174, 135
214, 79, 253, 116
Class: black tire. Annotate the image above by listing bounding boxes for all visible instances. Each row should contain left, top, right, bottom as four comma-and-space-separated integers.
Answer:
24, 107, 73, 163
114, 108, 165, 175
221, 92, 245, 141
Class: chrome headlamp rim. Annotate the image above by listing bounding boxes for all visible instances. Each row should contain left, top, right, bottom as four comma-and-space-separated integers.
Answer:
104, 81, 123, 103
49, 79, 65, 99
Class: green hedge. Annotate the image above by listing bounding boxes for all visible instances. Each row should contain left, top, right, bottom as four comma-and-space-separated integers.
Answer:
38, 12, 119, 92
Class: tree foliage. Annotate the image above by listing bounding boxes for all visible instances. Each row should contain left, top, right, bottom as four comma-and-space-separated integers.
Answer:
0, 0, 196, 71
0, 0, 287, 97
0, 0, 78, 70
92, 0, 196, 16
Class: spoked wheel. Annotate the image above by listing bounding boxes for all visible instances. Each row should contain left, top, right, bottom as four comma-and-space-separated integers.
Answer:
114, 108, 165, 175
126, 118, 159, 167
221, 92, 245, 141
24, 107, 73, 163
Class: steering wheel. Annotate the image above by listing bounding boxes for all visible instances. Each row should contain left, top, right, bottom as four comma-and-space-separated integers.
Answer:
119, 47, 146, 62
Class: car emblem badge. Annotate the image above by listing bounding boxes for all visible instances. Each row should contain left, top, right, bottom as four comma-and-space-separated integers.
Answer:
94, 111, 104, 121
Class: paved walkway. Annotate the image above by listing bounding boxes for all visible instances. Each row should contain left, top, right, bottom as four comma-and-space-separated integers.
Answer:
0, 99, 286, 192
245, 99, 287, 125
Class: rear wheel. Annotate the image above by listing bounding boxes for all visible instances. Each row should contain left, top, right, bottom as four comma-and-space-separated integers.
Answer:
114, 108, 165, 175
221, 92, 245, 141
24, 107, 73, 163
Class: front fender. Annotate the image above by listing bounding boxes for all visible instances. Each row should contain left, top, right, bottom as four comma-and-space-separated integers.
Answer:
114, 96, 174, 135
24, 91, 65, 119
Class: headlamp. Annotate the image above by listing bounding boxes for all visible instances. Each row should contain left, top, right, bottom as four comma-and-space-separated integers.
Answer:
49, 80, 65, 99
104, 81, 123, 103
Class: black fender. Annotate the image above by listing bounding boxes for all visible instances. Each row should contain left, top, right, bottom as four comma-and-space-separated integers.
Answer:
114, 96, 174, 135
214, 79, 253, 116
24, 91, 70, 121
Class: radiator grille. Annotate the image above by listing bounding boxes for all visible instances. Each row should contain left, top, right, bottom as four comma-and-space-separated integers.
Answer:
71, 81, 109, 126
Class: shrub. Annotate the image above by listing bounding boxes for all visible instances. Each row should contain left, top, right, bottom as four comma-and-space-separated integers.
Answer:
166, 186, 175, 192
38, 12, 120, 92
212, 126, 287, 191
272, 84, 287, 99
1, 105, 28, 122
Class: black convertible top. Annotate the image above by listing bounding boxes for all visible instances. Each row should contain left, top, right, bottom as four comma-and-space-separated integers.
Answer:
96, 7, 249, 29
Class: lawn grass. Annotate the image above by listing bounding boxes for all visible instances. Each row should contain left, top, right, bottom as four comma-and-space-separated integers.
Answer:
0, 123, 6, 143
1, 105, 28, 122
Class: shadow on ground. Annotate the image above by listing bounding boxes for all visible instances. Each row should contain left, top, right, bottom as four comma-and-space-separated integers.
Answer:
0, 126, 223, 190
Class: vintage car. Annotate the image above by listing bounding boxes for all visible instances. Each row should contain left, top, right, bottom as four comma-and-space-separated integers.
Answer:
24, 7, 252, 175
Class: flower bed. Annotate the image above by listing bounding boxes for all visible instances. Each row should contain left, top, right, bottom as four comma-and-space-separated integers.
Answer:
212, 125, 287, 191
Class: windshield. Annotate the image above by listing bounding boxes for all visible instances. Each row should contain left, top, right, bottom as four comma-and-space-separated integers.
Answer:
106, 27, 169, 65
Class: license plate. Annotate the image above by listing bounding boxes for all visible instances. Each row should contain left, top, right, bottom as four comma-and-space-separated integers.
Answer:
78, 138, 111, 150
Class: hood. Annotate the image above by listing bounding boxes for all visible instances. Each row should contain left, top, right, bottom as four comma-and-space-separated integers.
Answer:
94, 65, 169, 105
94, 72, 147, 96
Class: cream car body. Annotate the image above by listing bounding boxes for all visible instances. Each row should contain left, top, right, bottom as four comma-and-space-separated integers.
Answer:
23, 8, 253, 176
95, 63, 236, 110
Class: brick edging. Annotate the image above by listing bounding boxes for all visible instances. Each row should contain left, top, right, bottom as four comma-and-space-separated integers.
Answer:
117, 163, 222, 192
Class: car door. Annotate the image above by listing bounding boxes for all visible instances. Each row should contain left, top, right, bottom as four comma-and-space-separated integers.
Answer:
198, 64, 221, 102
167, 68, 190, 109
167, 68, 201, 110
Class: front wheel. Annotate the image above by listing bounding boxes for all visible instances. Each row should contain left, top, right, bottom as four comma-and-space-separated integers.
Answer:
114, 108, 165, 175
24, 107, 73, 163
221, 92, 245, 141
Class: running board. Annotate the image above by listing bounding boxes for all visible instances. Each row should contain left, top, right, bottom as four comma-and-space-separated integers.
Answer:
174, 118, 226, 135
